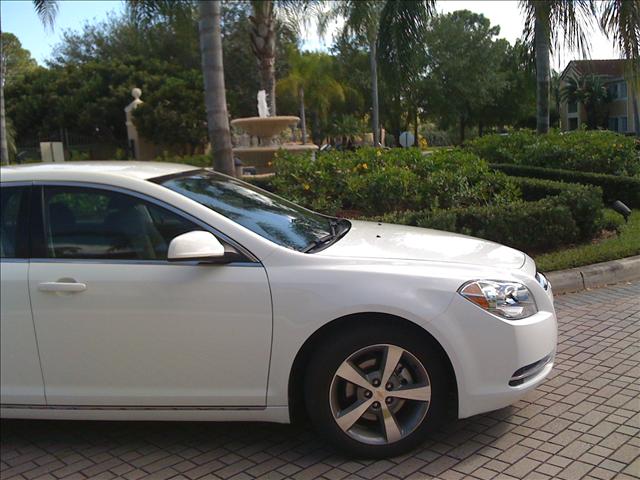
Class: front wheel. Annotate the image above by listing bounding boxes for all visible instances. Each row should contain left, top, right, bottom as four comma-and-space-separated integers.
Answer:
304, 324, 450, 457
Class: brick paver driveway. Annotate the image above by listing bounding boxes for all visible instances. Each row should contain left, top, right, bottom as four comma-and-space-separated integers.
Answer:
2, 282, 639, 480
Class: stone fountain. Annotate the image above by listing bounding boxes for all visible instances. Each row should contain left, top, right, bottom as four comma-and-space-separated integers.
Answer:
231, 91, 317, 175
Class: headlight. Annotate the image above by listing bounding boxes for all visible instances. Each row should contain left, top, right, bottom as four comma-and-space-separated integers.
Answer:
459, 280, 538, 320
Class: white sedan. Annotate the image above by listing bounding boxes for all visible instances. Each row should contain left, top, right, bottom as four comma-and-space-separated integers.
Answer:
0, 162, 557, 457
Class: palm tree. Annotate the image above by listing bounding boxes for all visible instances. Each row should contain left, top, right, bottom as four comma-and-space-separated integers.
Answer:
277, 51, 346, 144
199, 1, 234, 175
248, 1, 277, 116
128, 0, 234, 174
247, 0, 314, 117
599, 0, 640, 136
320, 1, 435, 146
520, 0, 596, 134
1, 0, 58, 165
561, 73, 612, 129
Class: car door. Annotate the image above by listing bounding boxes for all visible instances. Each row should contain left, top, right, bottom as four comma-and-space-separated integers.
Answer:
1, 184, 46, 405
28, 183, 272, 407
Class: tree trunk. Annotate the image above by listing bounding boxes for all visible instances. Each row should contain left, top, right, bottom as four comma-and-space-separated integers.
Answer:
459, 116, 466, 143
0, 31, 9, 165
249, 1, 276, 116
312, 110, 321, 146
370, 38, 380, 146
413, 110, 418, 146
534, 7, 550, 134
299, 86, 307, 144
478, 120, 484, 137
633, 90, 640, 137
198, 1, 234, 176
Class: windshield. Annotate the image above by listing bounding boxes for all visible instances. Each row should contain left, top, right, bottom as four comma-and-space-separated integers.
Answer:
156, 169, 343, 251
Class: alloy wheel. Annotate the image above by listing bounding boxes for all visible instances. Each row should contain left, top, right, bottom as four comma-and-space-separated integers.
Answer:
329, 343, 431, 445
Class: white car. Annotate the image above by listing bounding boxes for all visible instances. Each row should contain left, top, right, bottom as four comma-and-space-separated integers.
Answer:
0, 162, 557, 457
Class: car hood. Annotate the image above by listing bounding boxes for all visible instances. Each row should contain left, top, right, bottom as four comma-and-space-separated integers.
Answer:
318, 220, 526, 270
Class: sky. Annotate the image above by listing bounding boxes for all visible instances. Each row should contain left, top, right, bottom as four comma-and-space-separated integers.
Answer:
2, 0, 620, 71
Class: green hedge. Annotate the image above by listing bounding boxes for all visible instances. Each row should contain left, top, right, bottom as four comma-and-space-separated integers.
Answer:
377, 177, 604, 253
490, 163, 640, 207
378, 201, 579, 252
535, 211, 640, 271
466, 129, 639, 176
505, 177, 604, 240
271, 147, 519, 216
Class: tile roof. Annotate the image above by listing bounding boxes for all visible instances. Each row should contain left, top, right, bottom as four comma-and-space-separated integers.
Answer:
562, 59, 628, 79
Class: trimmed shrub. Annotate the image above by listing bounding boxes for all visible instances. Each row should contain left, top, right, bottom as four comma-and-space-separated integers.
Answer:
490, 163, 640, 207
508, 177, 604, 240
467, 129, 639, 176
375, 176, 604, 252
378, 200, 579, 252
271, 147, 520, 216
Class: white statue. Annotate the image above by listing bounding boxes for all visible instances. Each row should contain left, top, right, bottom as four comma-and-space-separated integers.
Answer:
257, 90, 269, 118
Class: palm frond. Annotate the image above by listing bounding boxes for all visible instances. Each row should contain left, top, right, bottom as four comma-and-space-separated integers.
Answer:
520, 0, 596, 57
32, 0, 58, 29
599, 0, 640, 79
377, 0, 435, 81
127, 0, 196, 26
271, 0, 319, 36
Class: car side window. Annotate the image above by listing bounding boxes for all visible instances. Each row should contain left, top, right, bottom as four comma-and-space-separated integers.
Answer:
42, 186, 199, 260
1, 186, 29, 259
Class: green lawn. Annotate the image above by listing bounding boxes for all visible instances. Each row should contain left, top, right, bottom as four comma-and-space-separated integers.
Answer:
535, 211, 640, 272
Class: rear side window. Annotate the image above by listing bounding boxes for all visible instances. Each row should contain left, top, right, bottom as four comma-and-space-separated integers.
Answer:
41, 186, 199, 260
0, 186, 29, 259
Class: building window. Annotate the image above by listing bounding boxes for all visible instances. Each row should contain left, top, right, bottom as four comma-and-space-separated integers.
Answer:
608, 116, 628, 133
568, 101, 578, 113
569, 117, 578, 130
608, 81, 628, 100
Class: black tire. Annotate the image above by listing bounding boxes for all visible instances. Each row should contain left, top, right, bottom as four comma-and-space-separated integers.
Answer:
304, 321, 450, 458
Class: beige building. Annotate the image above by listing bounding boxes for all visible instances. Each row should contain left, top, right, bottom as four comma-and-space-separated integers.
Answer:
559, 59, 638, 135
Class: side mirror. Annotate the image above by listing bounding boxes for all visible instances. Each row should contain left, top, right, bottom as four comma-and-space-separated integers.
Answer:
168, 231, 228, 263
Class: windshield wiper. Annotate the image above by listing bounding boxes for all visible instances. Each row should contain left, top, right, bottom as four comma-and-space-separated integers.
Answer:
302, 219, 350, 253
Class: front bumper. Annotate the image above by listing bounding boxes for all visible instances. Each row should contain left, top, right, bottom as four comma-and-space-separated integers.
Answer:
430, 283, 557, 419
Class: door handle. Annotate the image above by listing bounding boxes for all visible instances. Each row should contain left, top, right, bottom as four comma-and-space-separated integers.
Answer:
38, 281, 87, 293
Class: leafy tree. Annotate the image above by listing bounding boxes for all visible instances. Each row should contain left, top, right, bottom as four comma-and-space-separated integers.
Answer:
0, 33, 38, 160
7, 3, 300, 162
6, 58, 155, 145
1, 33, 38, 85
561, 73, 612, 129
330, 34, 369, 119
133, 71, 207, 153
422, 10, 508, 142
488, 40, 537, 130
520, 0, 596, 134
322, 0, 435, 146
1, 0, 58, 164
51, 8, 201, 70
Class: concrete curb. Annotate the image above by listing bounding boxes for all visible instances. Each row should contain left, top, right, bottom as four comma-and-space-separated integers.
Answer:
546, 255, 640, 295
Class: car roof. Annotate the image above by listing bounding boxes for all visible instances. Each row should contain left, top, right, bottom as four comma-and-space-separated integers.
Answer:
0, 161, 198, 183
